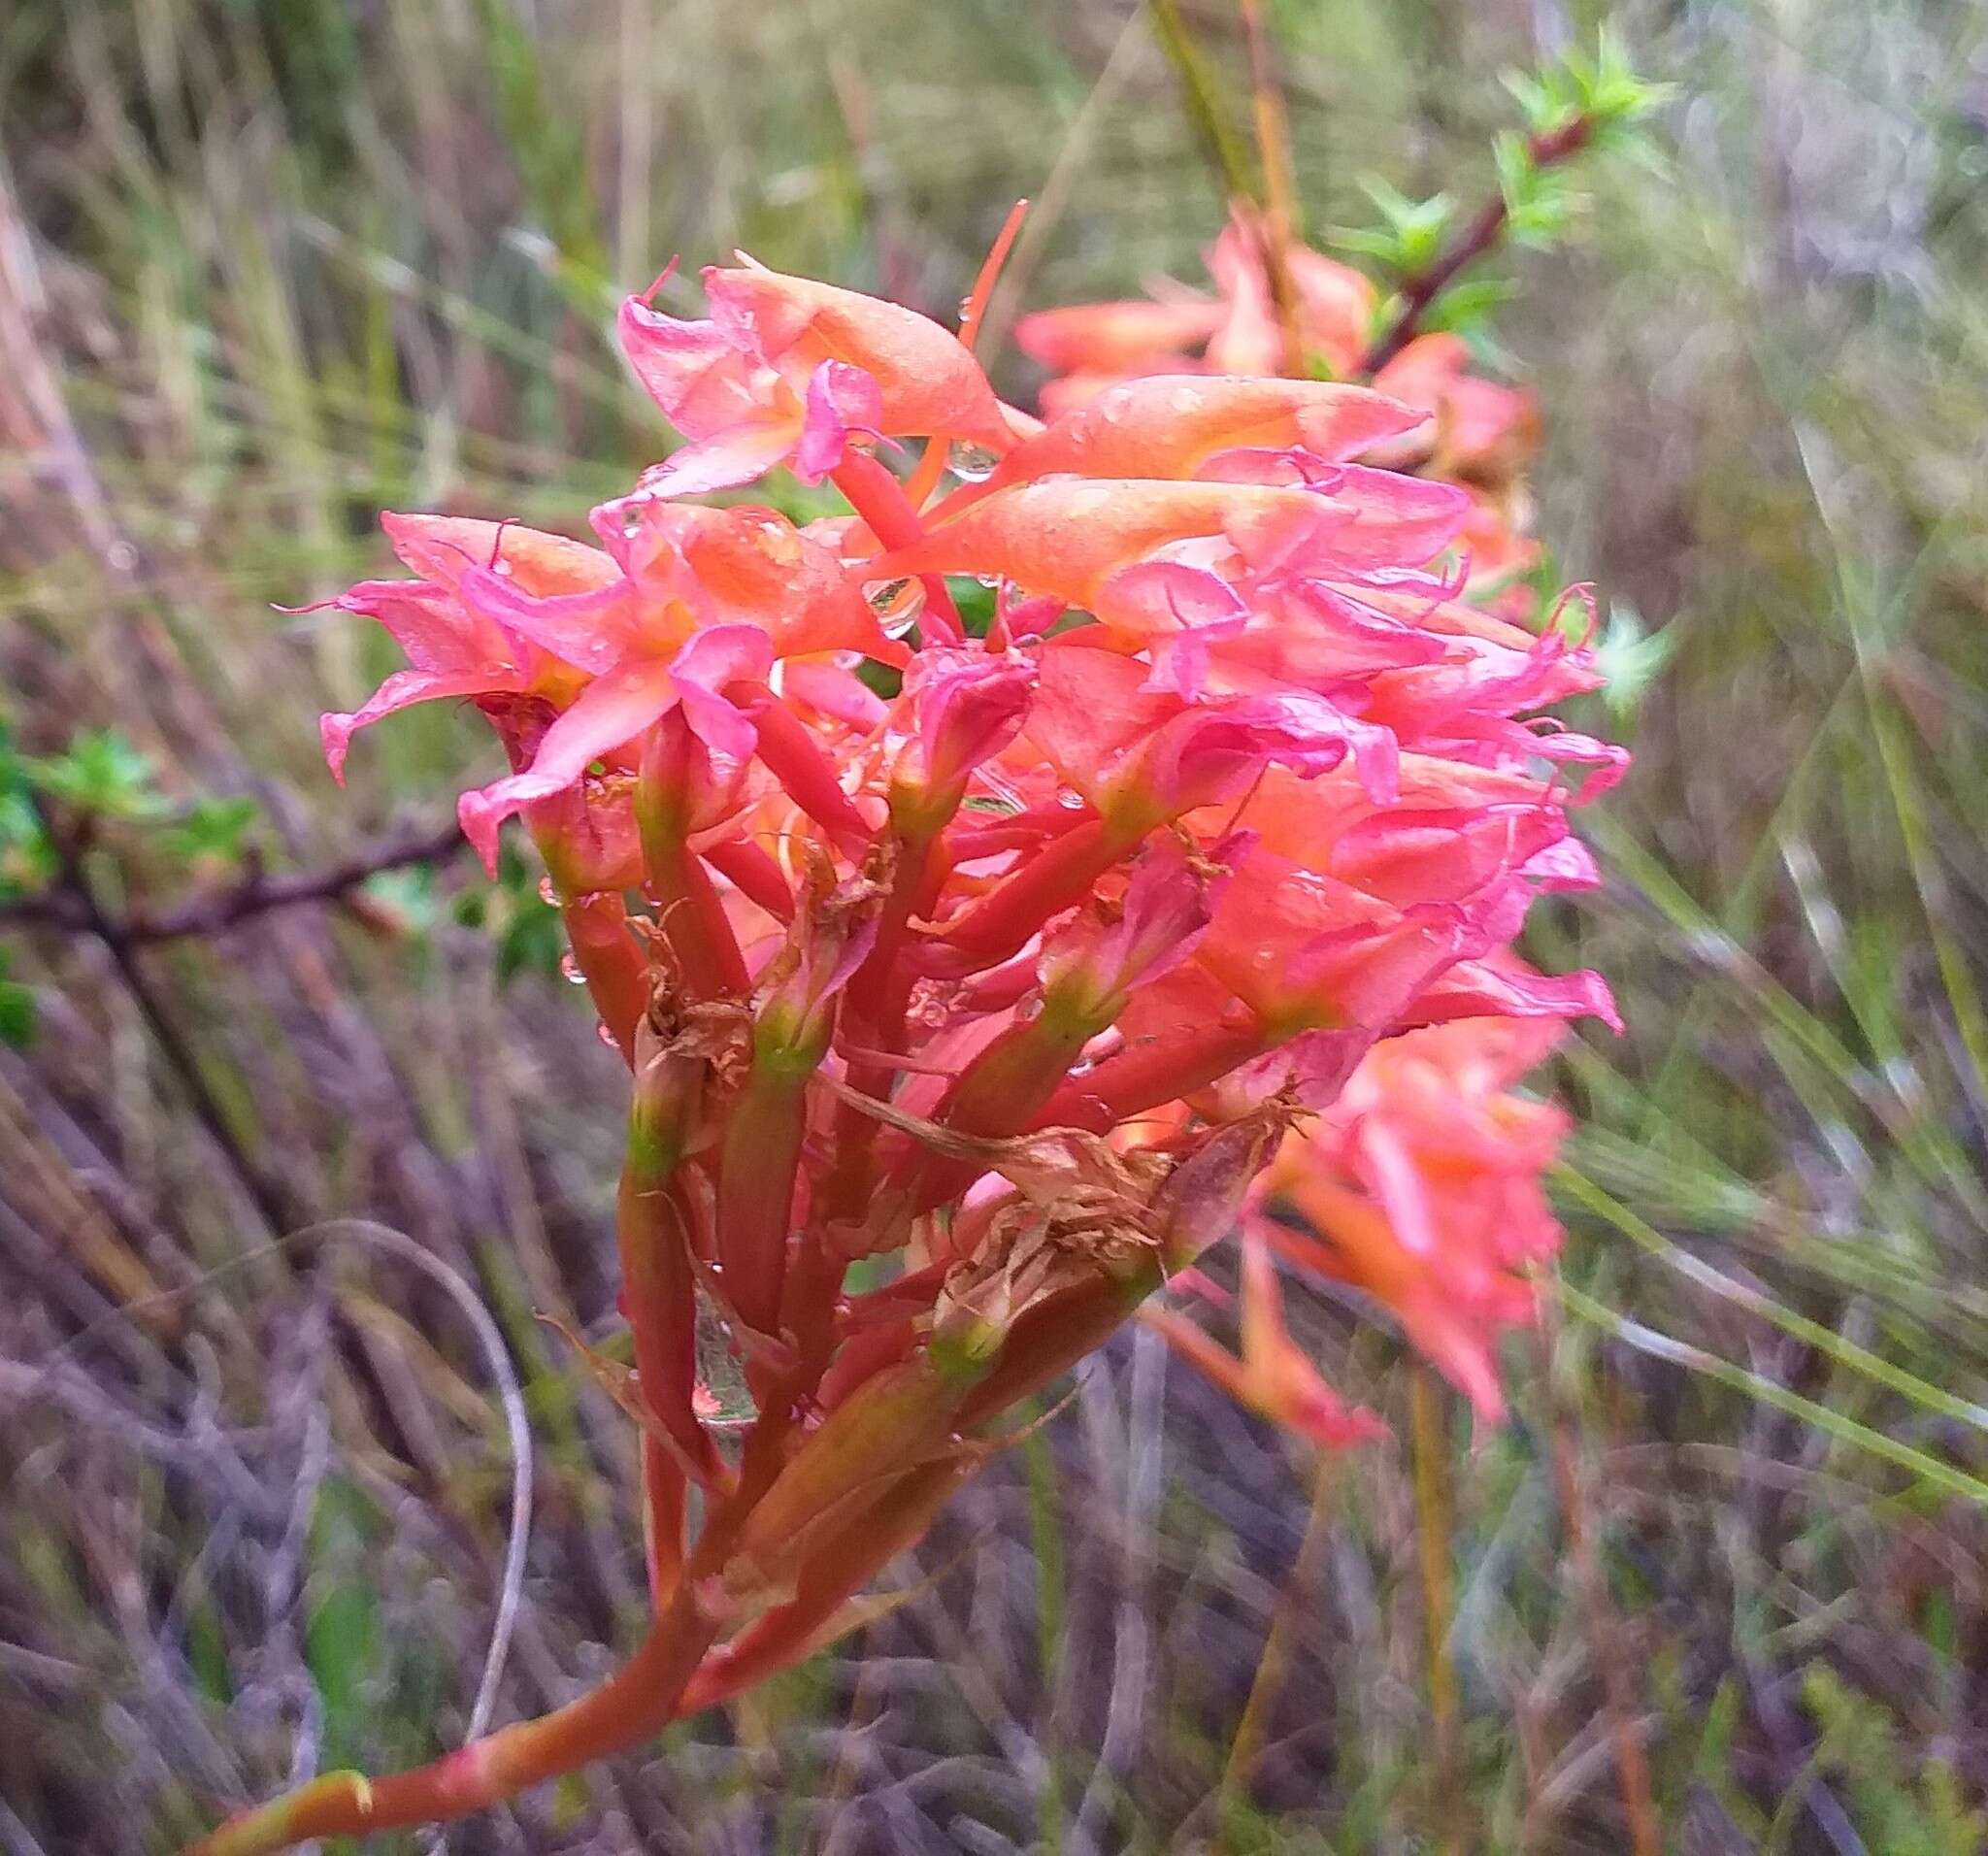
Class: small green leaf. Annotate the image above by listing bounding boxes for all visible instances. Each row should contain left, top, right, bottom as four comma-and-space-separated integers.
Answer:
304, 1478, 384, 1770
162, 794, 261, 865
0, 952, 37, 1048
487, 845, 563, 983
30, 729, 170, 821
362, 866, 441, 930
0, 789, 54, 900
1592, 602, 1679, 720
1344, 178, 1453, 273
496, 897, 566, 983
1327, 224, 1412, 263
1421, 278, 1515, 337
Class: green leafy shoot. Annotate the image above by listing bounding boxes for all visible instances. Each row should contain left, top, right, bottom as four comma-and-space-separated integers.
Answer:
27, 729, 169, 823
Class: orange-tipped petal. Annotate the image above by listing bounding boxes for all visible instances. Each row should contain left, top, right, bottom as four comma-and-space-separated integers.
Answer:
380, 513, 619, 596
1271, 1181, 1511, 1421
706, 265, 1013, 449
320, 666, 528, 783
636, 415, 805, 500
885, 480, 1318, 609
964, 376, 1431, 499
1286, 245, 1379, 374
1012, 297, 1222, 374
1146, 1222, 1383, 1447
330, 580, 513, 674
1371, 334, 1539, 477
888, 476, 1467, 613
458, 659, 681, 870
666, 503, 909, 665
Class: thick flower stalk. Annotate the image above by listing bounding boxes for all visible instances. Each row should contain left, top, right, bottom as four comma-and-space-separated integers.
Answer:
194, 247, 1620, 1852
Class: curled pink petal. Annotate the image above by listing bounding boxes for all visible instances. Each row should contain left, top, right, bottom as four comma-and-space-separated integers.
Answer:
457, 660, 680, 871
794, 360, 885, 483
320, 666, 529, 784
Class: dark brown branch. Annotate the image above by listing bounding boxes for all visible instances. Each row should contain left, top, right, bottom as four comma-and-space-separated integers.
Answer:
1358, 113, 1596, 378
24, 792, 298, 1233
0, 821, 466, 945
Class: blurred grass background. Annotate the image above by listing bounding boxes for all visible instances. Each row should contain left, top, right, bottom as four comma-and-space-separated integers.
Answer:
3, 0, 1988, 1850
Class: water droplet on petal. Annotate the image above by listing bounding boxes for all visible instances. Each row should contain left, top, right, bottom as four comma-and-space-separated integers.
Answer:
948, 441, 1002, 482
596, 1021, 620, 1046
538, 877, 559, 906
559, 951, 586, 985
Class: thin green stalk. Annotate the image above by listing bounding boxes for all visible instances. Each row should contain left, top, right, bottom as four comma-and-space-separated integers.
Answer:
1408, 1365, 1462, 1856
1021, 1419, 1069, 1851
1552, 1278, 1988, 1510
1555, 1165, 1988, 1439
1145, 0, 1257, 207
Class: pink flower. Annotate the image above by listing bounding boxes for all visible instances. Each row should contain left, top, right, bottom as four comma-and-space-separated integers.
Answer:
1147, 1219, 1386, 1446
1253, 1007, 1576, 1420
314, 514, 615, 781
620, 263, 1018, 498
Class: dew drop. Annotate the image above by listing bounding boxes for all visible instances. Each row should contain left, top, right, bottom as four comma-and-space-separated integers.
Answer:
597, 1021, 620, 1047
948, 441, 1002, 482
867, 576, 911, 612
559, 951, 586, 985
538, 877, 559, 907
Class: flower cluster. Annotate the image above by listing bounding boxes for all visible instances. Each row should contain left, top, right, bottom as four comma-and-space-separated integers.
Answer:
1016, 211, 1604, 1443
199, 250, 1620, 1853
1155, 1008, 1575, 1444
1015, 207, 1544, 602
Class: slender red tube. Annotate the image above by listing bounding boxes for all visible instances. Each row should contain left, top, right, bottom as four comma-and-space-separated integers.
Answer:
1034, 1019, 1272, 1130
907, 817, 1125, 978
741, 689, 873, 855
833, 451, 964, 644
557, 893, 648, 1064
703, 837, 794, 922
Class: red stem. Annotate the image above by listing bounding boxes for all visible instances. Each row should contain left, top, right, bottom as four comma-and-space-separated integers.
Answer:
617, 1169, 727, 1493
1359, 113, 1596, 376
640, 1434, 686, 1611
1033, 1018, 1271, 1131
636, 714, 751, 1001
831, 451, 964, 644
677, 1455, 974, 1711
645, 834, 750, 1001
906, 816, 1125, 979
557, 893, 648, 1064
714, 1062, 810, 1342
954, 1264, 1160, 1431
190, 1582, 723, 1853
